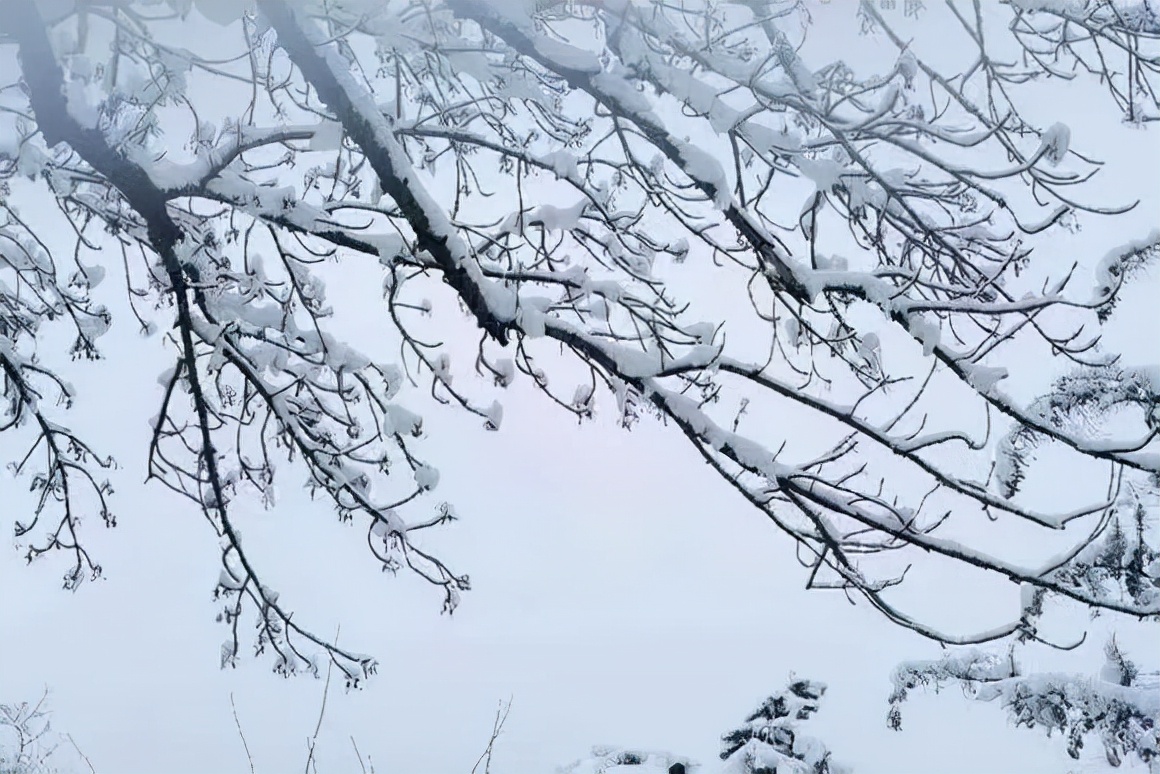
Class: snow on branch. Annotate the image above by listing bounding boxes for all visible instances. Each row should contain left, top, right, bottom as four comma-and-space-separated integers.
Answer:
889, 640, 1160, 771
2, 0, 1158, 671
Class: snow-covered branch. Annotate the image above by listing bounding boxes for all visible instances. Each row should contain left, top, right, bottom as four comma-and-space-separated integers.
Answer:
2, 0, 1156, 670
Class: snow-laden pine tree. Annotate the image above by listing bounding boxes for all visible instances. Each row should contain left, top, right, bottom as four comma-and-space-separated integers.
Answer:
720, 680, 849, 774
1, 0, 1157, 760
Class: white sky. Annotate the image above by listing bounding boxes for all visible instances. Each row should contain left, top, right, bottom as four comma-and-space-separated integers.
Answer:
2, 1, 1158, 773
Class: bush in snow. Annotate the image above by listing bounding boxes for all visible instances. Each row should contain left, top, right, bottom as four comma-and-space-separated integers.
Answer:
0, 693, 61, 774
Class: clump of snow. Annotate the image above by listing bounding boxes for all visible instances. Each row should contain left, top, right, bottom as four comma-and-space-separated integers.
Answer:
1091, 229, 1160, 305
592, 68, 657, 119
529, 35, 602, 74
1039, 122, 1071, 165
516, 296, 553, 338
493, 358, 516, 387
963, 363, 1009, 394
907, 314, 941, 357
538, 150, 579, 181
783, 317, 803, 349
664, 67, 718, 115
675, 140, 731, 209
217, 567, 245, 591
527, 199, 588, 232
72, 259, 106, 290
709, 100, 741, 134
857, 332, 881, 371
370, 510, 406, 540
73, 305, 112, 346
572, 383, 594, 414
686, 322, 717, 344
739, 122, 802, 157
484, 400, 503, 431
794, 156, 845, 194
993, 424, 1036, 499
15, 139, 50, 179
63, 75, 101, 130
799, 195, 817, 239
384, 404, 423, 437
587, 280, 623, 304
813, 254, 848, 272
846, 178, 888, 213
897, 48, 918, 86
414, 463, 439, 491
432, 352, 453, 386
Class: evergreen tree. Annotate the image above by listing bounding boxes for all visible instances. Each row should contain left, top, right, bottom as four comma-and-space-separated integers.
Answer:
719, 680, 849, 774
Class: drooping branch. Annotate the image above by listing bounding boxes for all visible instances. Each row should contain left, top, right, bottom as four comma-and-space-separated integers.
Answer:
7, 0, 376, 682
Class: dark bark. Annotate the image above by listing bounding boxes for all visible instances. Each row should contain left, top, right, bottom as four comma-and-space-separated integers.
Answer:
257, 0, 514, 345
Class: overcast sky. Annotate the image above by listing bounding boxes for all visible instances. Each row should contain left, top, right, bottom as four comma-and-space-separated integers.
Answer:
2, 1, 1158, 773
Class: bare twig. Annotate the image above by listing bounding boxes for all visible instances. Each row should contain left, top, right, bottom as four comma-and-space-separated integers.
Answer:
350, 735, 372, 774
471, 696, 513, 774
305, 626, 339, 774
230, 693, 255, 774
66, 732, 98, 774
